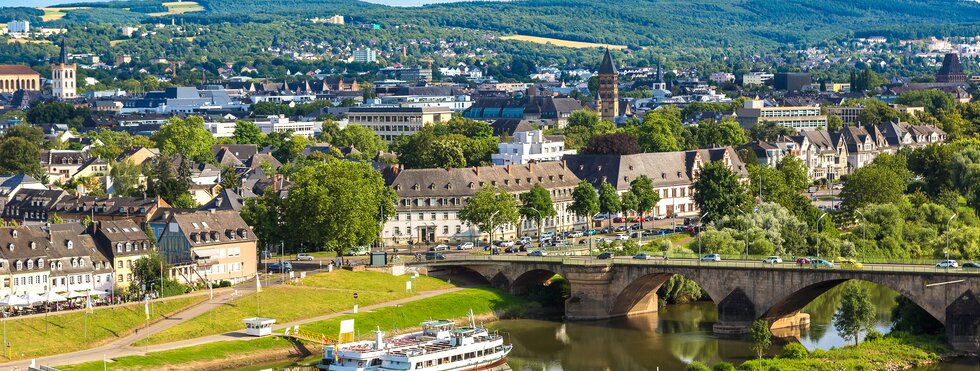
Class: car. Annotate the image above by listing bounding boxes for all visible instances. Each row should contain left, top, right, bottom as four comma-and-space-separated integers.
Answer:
584, 229, 597, 236
673, 226, 688, 233
596, 252, 614, 260
424, 252, 446, 261
700, 253, 721, 262
528, 250, 548, 257
296, 253, 314, 261
518, 245, 528, 252
518, 237, 532, 245
504, 246, 517, 253
633, 253, 652, 260
614, 226, 628, 232
936, 260, 959, 268
613, 217, 626, 224
267, 261, 293, 273
615, 233, 630, 240
489, 247, 501, 255
812, 259, 834, 268
839, 259, 864, 269
497, 241, 515, 247
600, 227, 613, 234
796, 257, 812, 266
346, 247, 370, 256
457, 242, 474, 250
540, 232, 556, 240
653, 214, 667, 220
555, 241, 573, 247
567, 231, 584, 238
430, 244, 450, 252
629, 224, 641, 230
644, 215, 655, 222
763, 256, 782, 264
963, 262, 980, 269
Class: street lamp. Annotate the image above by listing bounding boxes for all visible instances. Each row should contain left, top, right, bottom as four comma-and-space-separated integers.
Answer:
816, 212, 828, 262
697, 212, 709, 264
946, 213, 957, 272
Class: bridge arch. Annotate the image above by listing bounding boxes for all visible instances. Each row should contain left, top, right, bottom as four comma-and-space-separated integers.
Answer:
511, 268, 564, 296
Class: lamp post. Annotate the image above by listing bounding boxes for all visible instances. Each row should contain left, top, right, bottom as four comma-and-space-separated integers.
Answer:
697, 212, 709, 265
816, 212, 828, 263
946, 213, 957, 272
854, 210, 865, 259
487, 210, 500, 253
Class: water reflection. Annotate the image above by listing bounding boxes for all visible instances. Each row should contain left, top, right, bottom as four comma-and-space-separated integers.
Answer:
493, 283, 907, 370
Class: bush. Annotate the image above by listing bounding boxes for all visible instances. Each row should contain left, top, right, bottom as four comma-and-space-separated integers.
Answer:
865, 329, 884, 342
712, 361, 736, 371
685, 361, 711, 371
780, 343, 808, 359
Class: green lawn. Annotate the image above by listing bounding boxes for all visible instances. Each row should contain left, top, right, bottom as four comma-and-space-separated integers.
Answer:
299, 288, 531, 339
737, 333, 947, 370
60, 336, 295, 371
143, 270, 454, 345
60, 288, 530, 371
2, 295, 204, 360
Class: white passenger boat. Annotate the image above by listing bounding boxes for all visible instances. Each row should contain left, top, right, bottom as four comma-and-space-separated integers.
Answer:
318, 316, 511, 371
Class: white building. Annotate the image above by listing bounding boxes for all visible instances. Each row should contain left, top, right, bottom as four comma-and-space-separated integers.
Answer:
353, 48, 377, 63
377, 95, 472, 112
255, 115, 318, 137
742, 71, 774, 86
7, 21, 29, 34
709, 72, 735, 83
205, 121, 237, 138
491, 129, 576, 165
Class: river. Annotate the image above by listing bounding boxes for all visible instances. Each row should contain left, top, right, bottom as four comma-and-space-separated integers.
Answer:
246, 283, 979, 370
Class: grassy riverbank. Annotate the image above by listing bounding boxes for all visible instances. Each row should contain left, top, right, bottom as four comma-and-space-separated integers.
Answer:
60, 288, 531, 371
736, 332, 948, 370
2, 295, 205, 361
143, 270, 454, 345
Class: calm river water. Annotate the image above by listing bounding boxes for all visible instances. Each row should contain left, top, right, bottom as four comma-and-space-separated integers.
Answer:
253, 283, 979, 371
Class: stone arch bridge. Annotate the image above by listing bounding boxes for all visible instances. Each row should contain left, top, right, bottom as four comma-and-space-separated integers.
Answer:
415, 256, 980, 352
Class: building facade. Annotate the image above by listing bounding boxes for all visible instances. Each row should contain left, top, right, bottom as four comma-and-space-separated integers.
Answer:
0, 65, 40, 93
736, 99, 827, 130
597, 49, 619, 121
347, 106, 453, 141
491, 129, 576, 165
157, 210, 256, 285
94, 220, 152, 292
51, 40, 77, 100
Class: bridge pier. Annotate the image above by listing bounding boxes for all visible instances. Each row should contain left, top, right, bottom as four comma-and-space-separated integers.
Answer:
946, 290, 980, 353
564, 265, 620, 320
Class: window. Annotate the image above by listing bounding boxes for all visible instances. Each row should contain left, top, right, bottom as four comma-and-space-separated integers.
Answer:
118, 274, 124, 282
443, 226, 449, 234
394, 227, 401, 235
418, 213, 424, 220
443, 212, 449, 220
15, 260, 22, 270
116, 243, 123, 253
126, 274, 132, 282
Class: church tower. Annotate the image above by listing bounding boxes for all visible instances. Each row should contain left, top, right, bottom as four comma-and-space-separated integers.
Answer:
597, 49, 618, 121
51, 39, 77, 100
653, 59, 667, 91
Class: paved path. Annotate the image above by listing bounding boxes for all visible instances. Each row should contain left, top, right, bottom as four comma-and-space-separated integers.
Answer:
1, 285, 463, 370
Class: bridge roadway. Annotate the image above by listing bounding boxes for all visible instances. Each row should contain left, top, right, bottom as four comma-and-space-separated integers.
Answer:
414, 255, 980, 352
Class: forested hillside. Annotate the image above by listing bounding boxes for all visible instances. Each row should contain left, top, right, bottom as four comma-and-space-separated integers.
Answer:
42, 0, 980, 53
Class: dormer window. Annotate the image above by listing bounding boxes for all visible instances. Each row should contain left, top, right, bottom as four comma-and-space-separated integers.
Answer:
29, 241, 36, 250
15, 260, 22, 270
116, 243, 123, 252
141, 242, 147, 249
37, 258, 43, 268
11, 230, 17, 238
125, 242, 132, 252
210, 231, 219, 241
191, 233, 198, 243
201, 233, 208, 242
237, 229, 247, 238
66, 240, 73, 249
71, 258, 77, 268
7, 243, 12, 251
27, 260, 33, 269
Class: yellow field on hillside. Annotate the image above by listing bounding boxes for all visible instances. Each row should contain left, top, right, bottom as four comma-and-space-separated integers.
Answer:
7, 39, 53, 44
500, 35, 628, 50
148, 1, 204, 16
40, 7, 89, 22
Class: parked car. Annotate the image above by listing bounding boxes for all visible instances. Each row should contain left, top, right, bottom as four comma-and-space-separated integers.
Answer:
600, 227, 613, 234
615, 233, 630, 240
673, 226, 688, 233
584, 229, 597, 236
430, 244, 450, 252
346, 247, 370, 256
567, 231, 584, 238
700, 253, 721, 262
763, 256, 782, 264
457, 242, 474, 250
936, 260, 959, 268
504, 246, 518, 253
613, 217, 626, 224
498, 241, 515, 248
540, 232, 556, 240
813, 259, 834, 268
596, 252, 614, 260
296, 253, 314, 261
267, 262, 293, 273
629, 224, 641, 230
528, 250, 548, 257
653, 214, 667, 220
633, 253, 652, 260
614, 226, 628, 232
424, 252, 446, 261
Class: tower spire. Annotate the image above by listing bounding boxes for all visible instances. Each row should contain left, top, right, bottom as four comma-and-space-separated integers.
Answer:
59, 38, 68, 65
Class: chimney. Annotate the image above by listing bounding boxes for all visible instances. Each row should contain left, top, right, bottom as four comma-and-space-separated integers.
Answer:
506, 164, 511, 175
528, 162, 534, 173
475, 167, 480, 176
561, 160, 567, 170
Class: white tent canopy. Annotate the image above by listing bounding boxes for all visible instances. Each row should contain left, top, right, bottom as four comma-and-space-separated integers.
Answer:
67, 290, 89, 299
19, 292, 46, 305
75, 290, 107, 298
0, 295, 28, 307
43, 291, 68, 303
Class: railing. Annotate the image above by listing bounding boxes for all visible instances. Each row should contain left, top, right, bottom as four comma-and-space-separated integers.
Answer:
416, 255, 980, 275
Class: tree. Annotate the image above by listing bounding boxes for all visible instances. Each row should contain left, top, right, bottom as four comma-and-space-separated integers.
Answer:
241, 191, 284, 251
332, 124, 387, 161
692, 161, 749, 222
154, 116, 215, 163
281, 159, 396, 255
0, 137, 43, 179
750, 121, 794, 142
896, 90, 955, 116
620, 191, 639, 228
597, 181, 620, 226
519, 183, 557, 237
634, 108, 683, 152
833, 284, 876, 345
827, 115, 843, 132
458, 185, 520, 242
4, 124, 44, 143
232, 120, 265, 145
25, 101, 90, 129
318, 119, 341, 143
950, 145, 980, 212
750, 319, 771, 359
145, 155, 191, 206
840, 164, 906, 213
266, 131, 309, 163
630, 175, 660, 228
109, 160, 143, 196
583, 132, 640, 155
130, 252, 185, 297
570, 180, 600, 221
